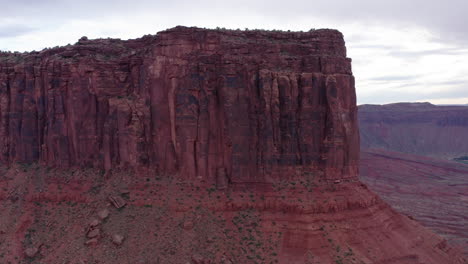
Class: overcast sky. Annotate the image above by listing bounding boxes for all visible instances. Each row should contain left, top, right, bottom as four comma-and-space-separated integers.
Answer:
1, 0, 467, 105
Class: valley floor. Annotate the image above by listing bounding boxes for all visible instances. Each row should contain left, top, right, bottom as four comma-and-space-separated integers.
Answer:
360, 149, 468, 256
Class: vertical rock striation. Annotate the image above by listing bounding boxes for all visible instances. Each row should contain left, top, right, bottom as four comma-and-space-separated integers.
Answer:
0, 26, 359, 182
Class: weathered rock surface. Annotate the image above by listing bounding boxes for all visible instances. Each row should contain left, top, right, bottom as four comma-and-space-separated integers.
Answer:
359, 102, 468, 159
108, 195, 126, 209
87, 228, 100, 239
89, 218, 100, 227
24, 247, 39, 258
111, 234, 124, 245
0, 26, 358, 182
84, 238, 98, 246
98, 208, 109, 220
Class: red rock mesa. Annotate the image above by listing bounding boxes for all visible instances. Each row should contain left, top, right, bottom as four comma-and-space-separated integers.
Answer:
0, 27, 464, 263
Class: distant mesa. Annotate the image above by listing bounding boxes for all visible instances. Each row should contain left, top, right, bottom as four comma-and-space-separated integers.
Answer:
359, 102, 468, 159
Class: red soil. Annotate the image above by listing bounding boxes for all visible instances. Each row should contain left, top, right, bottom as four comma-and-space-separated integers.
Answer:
0, 165, 465, 263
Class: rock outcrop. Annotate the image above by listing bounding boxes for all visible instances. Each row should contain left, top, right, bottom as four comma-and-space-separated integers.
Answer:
0, 26, 358, 182
0, 27, 465, 263
359, 102, 468, 159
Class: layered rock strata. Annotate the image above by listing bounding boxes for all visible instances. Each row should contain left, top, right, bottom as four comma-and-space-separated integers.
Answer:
0, 26, 358, 183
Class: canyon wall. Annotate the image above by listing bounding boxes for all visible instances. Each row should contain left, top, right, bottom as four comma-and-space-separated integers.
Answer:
0, 26, 359, 183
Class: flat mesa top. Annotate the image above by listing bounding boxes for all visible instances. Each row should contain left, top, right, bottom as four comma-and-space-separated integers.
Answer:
0, 26, 346, 59
159, 25, 344, 39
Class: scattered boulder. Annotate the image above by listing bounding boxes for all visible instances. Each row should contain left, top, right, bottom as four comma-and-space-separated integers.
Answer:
219, 255, 232, 264
84, 238, 98, 246
112, 234, 125, 245
87, 228, 100, 238
89, 218, 100, 227
24, 247, 38, 258
191, 253, 204, 264
108, 195, 126, 209
98, 209, 109, 220
221, 258, 233, 264
182, 220, 194, 230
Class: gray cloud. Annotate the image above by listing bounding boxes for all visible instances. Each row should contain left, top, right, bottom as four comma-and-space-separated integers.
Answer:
387, 48, 468, 59
369, 75, 420, 82
348, 44, 396, 50
372, 79, 468, 93
1, 0, 467, 43
0, 0, 466, 105
0, 24, 37, 38
258, 0, 468, 45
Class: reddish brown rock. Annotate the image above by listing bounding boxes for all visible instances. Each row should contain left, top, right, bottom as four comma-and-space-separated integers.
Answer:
191, 253, 207, 264
84, 238, 98, 246
206, 236, 215, 243
108, 196, 126, 209
0, 26, 358, 182
182, 220, 194, 230
24, 247, 38, 258
0, 163, 465, 263
97, 209, 109, 220
89, 218, 100, 227
220, 256, 232, 264
87, 228, 100, 238
111, 234, 124, 245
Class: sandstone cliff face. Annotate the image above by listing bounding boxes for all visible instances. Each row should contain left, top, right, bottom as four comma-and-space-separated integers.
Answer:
0, 26, 359, 182
359, 102, 468, 159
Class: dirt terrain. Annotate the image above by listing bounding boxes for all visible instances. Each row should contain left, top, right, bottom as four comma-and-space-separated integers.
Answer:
0, 165, 465, 264
360, 149, 468, 256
